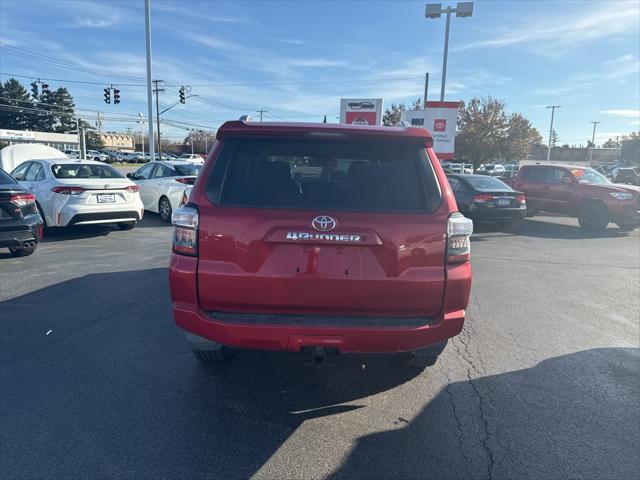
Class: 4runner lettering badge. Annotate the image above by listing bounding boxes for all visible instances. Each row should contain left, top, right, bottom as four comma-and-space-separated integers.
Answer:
286, 232, 363, 242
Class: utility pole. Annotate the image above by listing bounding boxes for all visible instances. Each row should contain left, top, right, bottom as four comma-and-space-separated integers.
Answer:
96, 112, 102, 134
152, 79, 164, 159
545, 105, 560, 162
256, 109, 266, 122
588, 121, 601, 164
204, 131, 208, 155
423, 73, 429, 109
144, 0, 155, 163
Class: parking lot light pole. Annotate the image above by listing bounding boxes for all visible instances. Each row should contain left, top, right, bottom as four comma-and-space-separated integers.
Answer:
546, 105, 561, 162
588, 121, 601, 164
144, 0, 155, 162
138, 113, 145, 159
425, 2, 473, 102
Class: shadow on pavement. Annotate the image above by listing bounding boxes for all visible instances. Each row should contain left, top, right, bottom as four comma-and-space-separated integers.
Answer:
0, 267, 419, 479
472, 217, 631, 240
331, 347, 640, 480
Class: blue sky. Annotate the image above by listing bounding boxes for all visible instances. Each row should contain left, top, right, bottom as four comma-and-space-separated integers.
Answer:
0, 0, 638, 145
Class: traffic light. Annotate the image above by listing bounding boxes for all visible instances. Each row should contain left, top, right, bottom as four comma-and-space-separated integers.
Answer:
179, 86, 186, 104
31, 81, 39, 98
113, 88, 120, 104
104, 87, 111, 104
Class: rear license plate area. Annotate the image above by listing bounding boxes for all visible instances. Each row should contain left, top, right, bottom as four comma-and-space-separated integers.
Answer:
97, 193, 115, 203
497, 198, 510, 207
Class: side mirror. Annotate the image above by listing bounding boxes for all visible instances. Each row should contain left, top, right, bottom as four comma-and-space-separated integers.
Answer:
126, 173, 135, 179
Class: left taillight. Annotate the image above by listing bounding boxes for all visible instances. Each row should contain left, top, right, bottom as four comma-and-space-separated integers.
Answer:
9, 193, 35, 207
52, 186, 85, 195
172, 205, 198, 256
125, 185, 140, 193
446, 212, 474, 264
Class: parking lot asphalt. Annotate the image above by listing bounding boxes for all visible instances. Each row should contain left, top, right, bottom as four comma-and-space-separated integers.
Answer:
1, 214, 638, 479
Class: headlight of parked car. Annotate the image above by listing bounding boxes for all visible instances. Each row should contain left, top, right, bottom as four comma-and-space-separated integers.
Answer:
610, 192, 633, 200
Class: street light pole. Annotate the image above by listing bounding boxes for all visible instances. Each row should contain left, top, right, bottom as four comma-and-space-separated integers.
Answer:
546, 105, 560, 162
588, 121, 601, 164
425, 2, 473, 102
138, 113, 145, 159
144, 0, 155, 162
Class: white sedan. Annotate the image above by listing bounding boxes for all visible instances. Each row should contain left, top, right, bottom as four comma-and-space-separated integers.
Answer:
177, 154, 205, 165
127, 161, 201, 222
11, 159, 144, 230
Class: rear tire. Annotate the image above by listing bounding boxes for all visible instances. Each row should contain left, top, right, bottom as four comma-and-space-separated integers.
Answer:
117, 222, 135, 231
9, 243, 37, 257
578, 203, 609, 231
192, 348, 232, 363
159, 196, 172, 223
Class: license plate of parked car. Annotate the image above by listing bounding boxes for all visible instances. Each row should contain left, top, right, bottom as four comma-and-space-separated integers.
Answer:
497, 198, 510, 207
97, 194, 115, 203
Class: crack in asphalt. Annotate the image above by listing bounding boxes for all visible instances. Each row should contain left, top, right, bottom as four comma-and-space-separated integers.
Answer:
453, 331, 496, 480
439, 363, 472, 480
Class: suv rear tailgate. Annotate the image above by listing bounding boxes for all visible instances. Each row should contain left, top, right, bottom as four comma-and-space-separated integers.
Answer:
197, 208, 447, 317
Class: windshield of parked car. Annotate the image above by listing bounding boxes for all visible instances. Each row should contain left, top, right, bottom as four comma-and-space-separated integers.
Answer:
484, 165, 495, 170
51, 163, 124, 179
217, 138, 441, 212
570, 168, 609, 185
464, 175, 512, 190
174, 164, 201, 176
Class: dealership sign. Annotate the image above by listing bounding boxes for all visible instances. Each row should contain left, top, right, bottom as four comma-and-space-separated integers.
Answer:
0, 129, 36, 141
400, 101, 460, 160
340, 98, 383, 126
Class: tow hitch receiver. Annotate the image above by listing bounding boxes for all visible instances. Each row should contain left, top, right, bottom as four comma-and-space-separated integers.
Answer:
302, 346, 338, 367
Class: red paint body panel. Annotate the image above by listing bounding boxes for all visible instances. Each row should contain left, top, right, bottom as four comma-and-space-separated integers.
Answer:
169, 121, 472, 353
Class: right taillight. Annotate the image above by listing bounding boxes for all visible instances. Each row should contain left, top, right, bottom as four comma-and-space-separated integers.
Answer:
515, 194, 526, 204
172, 205, 198, 256
446, 213, 473, 264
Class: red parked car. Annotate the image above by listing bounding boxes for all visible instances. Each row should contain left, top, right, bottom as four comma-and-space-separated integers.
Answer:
169, 120, 473, 368
511, 164, 640, 231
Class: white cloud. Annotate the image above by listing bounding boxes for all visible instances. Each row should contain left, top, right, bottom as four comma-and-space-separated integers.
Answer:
73, 15, 121, 28
457, 1, 640, 57
274, 38, 304, 45
630, 120, 640, 126
186, 33, 246, 52
284, 59, 346, 68
601, 109, 640, 118
602, 54, 640, 79
0, 37, 20, 47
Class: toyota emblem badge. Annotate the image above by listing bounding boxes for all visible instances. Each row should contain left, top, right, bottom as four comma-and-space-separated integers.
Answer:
311, 215, 337, 232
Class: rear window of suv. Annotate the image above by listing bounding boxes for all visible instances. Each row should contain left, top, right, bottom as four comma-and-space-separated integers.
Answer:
210, 138, 441, 212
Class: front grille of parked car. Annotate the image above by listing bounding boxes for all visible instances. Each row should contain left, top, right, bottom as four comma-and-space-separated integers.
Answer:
0, 230, 35, 241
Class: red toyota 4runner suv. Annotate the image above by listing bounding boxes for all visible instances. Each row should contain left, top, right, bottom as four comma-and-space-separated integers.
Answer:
169, 121, 473, 368
511, 164, 640, 231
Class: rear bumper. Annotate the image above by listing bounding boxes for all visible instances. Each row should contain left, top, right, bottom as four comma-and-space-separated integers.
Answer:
173, 303, 465, 353
170, 256, 471, 354
465, 206, 526, 221
0, 214, 42, 248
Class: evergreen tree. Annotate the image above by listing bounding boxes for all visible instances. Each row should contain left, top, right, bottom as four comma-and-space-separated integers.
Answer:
33, 88, 57, 132
52, 87, 76, 133
0, 78, 34, 130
